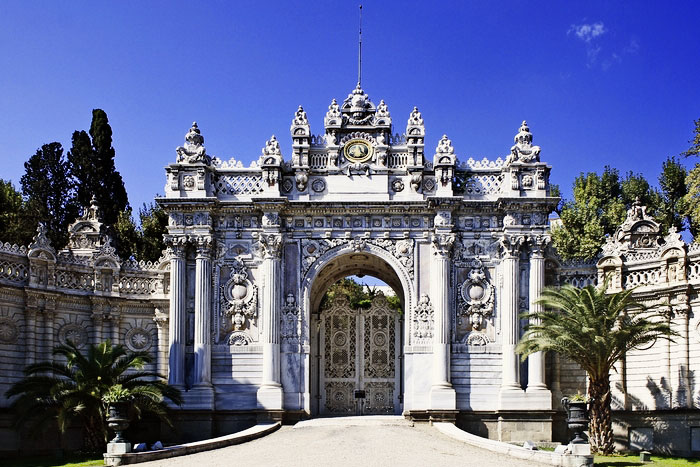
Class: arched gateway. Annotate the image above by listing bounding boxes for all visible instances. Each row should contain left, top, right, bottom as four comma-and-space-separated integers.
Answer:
159, 84, 558, 439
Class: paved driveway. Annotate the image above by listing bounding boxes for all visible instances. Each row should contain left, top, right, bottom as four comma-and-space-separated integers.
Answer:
141, 418, 543, 467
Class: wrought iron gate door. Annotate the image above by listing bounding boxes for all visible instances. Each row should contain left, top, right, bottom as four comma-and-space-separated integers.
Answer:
319, 294, 400, 415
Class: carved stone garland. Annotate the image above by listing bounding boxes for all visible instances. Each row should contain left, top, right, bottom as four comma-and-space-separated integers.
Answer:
457, 259, 494, 331
221, 258, 258, 344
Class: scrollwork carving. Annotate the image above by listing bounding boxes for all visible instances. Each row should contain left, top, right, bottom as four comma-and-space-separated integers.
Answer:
222, 258, 258, 331
412, 294, 434, 344
457, 259, 494, 330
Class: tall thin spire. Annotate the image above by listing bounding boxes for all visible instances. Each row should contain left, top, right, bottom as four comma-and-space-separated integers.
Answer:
357, 4, 363, 87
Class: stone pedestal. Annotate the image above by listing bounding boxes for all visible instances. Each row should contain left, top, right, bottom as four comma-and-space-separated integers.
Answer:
106, 442, 131, 454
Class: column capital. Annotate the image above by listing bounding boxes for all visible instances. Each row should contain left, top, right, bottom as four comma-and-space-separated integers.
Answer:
258, 233, 283, 259
164, 235, 187, 258
153, 308, 169, 328
528, 234, 551, 258
499, 234, 525, 259
431, 232, 456, 258
193, 235, 214, 258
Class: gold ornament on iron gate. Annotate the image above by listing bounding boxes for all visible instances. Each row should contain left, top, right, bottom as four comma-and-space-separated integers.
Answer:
458, 259, 494, 330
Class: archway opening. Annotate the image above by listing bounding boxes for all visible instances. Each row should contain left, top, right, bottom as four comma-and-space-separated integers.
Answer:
308, 252, 405, 416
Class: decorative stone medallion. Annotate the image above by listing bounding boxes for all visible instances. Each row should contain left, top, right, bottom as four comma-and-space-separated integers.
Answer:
343, 139, 373, 163
125, 327, 152, 351
391, 179, 404, 192
311, 179, 326, 193
458, 259, 494, 330
58, 323, 88, 348
0, 317, 19, 344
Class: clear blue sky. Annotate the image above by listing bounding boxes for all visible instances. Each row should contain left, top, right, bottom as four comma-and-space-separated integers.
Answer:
1, 0, 699, 214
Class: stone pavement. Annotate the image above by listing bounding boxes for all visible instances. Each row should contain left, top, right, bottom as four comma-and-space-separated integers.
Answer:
140, 417, 544, 467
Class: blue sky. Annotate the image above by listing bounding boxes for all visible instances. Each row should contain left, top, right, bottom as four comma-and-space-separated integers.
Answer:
1, 0, 699, 215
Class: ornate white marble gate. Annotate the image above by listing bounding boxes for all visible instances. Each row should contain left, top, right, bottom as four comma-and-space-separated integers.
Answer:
319, 294, 401, 415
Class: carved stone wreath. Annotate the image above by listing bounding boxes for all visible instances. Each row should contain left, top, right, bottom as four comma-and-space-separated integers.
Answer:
0, 317, 19, 344
221, 258, 258, 331
458, 259, 494, 330
58, 323, 89, 348
391, 179, 404, 193
125, 327, 152, 351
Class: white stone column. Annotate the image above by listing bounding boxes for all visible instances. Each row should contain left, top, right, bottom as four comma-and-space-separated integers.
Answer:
25, 307, 37, 366
527, 237, 548, 392
193, 238, 212, 386
168, 243, 186, 387
429, 231, 457, 410
153, 308, 169, 379
257, 232, 284, 410
500, 235, 522, 392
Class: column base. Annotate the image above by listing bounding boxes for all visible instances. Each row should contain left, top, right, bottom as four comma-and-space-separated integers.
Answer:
429, 384, 456, 410
257, 383, 284, 410
499, 387, 552, 410
183, 384, 215, 410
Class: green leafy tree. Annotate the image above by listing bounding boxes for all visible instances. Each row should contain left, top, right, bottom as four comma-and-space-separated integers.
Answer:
516, 284, 675, 454
553, 167, 662, 260
111, 201, 168, 262
321, 277, 402, 312
20, 142, 79, 249
5, 340, 182, 453
683, 119, 700, 236
68, 109, 129, 227
658, 157, 691, 235
0, 179, 34, 246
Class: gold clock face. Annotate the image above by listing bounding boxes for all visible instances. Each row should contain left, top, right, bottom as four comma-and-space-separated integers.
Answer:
344, 139, 373, 163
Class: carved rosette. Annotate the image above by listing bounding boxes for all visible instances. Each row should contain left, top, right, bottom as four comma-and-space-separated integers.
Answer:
221, 258, 258, 332
0, 317, 19, 344
58, 323, 89, 348
412, 294, 434, 344
125, 327, 152, 351
457, 259, 494, 330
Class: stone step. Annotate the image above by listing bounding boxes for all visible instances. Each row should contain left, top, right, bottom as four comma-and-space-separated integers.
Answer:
293, 415, 413, 429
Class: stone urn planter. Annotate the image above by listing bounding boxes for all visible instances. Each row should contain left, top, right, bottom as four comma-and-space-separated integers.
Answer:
107, 401, 130, 444
561, 397, 589, 444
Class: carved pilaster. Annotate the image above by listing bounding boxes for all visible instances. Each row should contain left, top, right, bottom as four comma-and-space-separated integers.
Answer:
499, 234, 523, 392
153, 307, 169, 379
527, 235, 550, 393
194, 236, 213, 387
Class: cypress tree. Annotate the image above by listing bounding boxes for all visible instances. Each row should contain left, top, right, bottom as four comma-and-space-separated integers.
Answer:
20, 142, 78, 248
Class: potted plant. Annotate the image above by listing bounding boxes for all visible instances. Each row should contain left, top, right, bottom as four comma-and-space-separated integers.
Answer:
103, 384, 132, 445
561, 392, 590, 444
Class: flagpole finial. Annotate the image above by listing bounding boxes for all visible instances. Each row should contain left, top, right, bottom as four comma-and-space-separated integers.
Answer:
357, 4, 363, 87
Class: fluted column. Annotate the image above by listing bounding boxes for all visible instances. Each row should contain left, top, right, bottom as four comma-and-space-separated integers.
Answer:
429, 229, 457, 410
193, 238, 212, 386
110, 306, 121, 345
153, 308, 169, 379
527, 236, 548, 391
500, 235, 522, 392
257, 231, 284, 410
24, 306, 37, 366
168, 243, 186, 387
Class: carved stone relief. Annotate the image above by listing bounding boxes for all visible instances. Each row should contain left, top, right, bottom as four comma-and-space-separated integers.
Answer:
412, 294, 434, 345
221, 258, 258, 334
58, 323, 89, 348
457, 259, 495, 330
0, 317, 19, 344
125, 327, 152, 352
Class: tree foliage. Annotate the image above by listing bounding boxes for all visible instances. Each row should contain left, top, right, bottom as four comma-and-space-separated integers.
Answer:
5, 340, 182, 453
0, 179, 34, 246
683, 119, 700, 235
321, 277, 402, 311
516, 284, 675, 454
68, 109, 129, 227
20, 142, 79, 249
551, 164, 689, 261
112, 202, 168, 261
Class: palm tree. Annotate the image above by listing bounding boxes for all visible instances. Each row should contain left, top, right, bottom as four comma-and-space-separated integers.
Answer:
516, 283, 675, 454
6, 339, 182, 452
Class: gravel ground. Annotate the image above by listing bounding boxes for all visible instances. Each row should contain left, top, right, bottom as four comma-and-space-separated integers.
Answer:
140, 423, 544, 467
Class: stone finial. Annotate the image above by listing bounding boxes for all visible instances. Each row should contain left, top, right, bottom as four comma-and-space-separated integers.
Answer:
262, 135, 282, 157
293, 106, 309, 126
408, 106, 424, 126
506, 120, 541, 164
436, 134, 454, 154
28, 222, 54, 252
176, 121, 210, 164
324, 98, 342, 127
376, 100, 390, 118
83, 196, 100, 221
